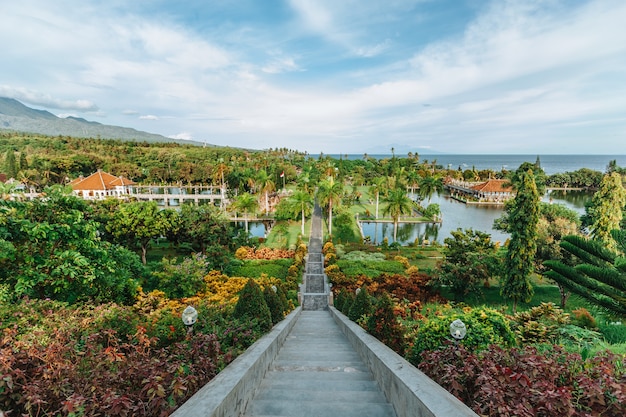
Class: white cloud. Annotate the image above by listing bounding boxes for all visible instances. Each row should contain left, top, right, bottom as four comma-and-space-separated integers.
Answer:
169, 132, 194, 140
139, 115, 159, 120
0, 85, 99, 111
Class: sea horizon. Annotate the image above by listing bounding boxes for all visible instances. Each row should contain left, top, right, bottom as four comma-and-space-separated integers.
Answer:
328, 154, 626, 176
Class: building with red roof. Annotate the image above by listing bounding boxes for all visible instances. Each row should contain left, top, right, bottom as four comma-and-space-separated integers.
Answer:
69, 170, 136, 200
446, 178, 514, 204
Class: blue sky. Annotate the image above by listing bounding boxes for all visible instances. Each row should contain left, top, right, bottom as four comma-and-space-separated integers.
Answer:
2, 0, 625, 154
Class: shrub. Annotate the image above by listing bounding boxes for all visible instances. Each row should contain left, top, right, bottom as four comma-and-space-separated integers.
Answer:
348, 286, 372, 322
333, 288, 350, 311
408, 306, 516, 364
151, 253, 208, 299
366, 293, 406, 354
263, 285, 284, 325
418, 344, 626, 417
511, 302, 570, 345
232, 279, 272, 331
571, 307, 597, 329
598, 320, 626, 344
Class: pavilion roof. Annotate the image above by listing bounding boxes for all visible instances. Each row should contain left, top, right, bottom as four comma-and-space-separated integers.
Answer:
70, 170, 135, 191
470, 179, 513, 193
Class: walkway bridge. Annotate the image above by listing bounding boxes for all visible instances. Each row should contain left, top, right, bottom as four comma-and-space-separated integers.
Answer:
172, 204, 478, 417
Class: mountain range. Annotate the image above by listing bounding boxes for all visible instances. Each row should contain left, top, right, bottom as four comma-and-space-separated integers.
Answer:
0, 97, 208, 146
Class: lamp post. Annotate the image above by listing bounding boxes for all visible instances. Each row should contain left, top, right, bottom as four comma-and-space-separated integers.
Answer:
182, 305, 198, 336
450, 319, 466, 346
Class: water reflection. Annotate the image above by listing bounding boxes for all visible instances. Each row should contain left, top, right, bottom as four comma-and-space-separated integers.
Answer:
544, 189, 589, 211
360, 190, 592, 245
241, 189, 592, 244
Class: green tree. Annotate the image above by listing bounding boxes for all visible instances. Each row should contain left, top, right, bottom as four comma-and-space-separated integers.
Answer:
0, 188, 141, 303
4, 150, 17, 179
107, 201, 177, 264
230, 192, 258, 235
582, 172, 626, 251
382, 187, 413, 242
544, 230, 626, 316
251, 169, 275, 214
535, 203, 582, 308
434, 228, 501, 301
417, 174, 444, 203
288, 189, 313, 236
177, 204, 235, 271
368, 177, 386, 219
151, 253, 208, 298
317, 176, 344, 236
233, 279, 272, 331
501, 168, 540, 312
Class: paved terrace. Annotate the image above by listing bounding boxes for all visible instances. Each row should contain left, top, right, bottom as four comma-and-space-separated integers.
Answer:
171, 204, 478, 417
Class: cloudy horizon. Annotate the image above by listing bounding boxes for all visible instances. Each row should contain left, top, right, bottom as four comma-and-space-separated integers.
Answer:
2, 0, 625, 154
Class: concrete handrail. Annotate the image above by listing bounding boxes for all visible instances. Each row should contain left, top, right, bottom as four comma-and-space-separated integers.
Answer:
329, 307, 480, 417
171, 307, 302, 417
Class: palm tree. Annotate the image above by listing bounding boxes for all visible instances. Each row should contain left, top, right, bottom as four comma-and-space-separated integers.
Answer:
251, 170, 275, 214
382, 187, 414, 242
418, 174, 444, 203
368, 177, 386, 219
231, 192, 258, 235
317, 176, 344, 236
0, 182, 16, 200
289, 189, 313, 236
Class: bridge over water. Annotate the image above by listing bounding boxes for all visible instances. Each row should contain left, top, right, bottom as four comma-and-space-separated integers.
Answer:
171, 204, 478, 417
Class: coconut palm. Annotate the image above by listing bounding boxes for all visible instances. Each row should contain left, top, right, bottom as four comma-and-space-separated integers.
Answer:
250, 169, 275, 214
418, 174, 444, 203
231, 192, 258, 234
317, 176, 344, 236
289, 189, 313, 236
368, 177, 386, 219
382, 187, 414, 242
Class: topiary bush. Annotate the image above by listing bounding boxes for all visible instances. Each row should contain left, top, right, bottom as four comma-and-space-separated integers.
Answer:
263, 285, 285, 325
408, 306, 516, 365
348, 286, 373, 322
232, 279, 272, 331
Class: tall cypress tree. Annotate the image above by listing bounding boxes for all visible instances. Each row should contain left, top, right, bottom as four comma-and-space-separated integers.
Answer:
584, 172, 626, 251
4, 150, 17, 179
501, 167, 540, 312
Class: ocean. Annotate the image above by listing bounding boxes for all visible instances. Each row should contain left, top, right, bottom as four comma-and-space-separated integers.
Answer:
337, 154, 626, 176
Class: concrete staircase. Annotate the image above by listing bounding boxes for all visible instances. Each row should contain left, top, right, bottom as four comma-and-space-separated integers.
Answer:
300, 203, 332, 310
243, 310, 396, 417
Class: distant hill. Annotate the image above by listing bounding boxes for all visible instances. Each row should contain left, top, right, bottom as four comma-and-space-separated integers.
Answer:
0, 97, 209, 146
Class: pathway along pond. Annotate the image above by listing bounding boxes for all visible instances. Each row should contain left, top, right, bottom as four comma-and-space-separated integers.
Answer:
359, 189, 591, 245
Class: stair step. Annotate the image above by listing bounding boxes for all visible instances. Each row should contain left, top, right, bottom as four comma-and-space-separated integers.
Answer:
252, 388, 389, 403
245, 399, 396, 417
257, 376, 382, 392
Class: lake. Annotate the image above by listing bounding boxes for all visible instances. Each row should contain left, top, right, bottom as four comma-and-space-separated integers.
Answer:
359, 188, 590, 245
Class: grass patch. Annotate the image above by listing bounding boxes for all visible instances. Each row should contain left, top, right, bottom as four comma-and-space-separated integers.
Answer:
229, 259, 293, 280
337, 259, 407, 279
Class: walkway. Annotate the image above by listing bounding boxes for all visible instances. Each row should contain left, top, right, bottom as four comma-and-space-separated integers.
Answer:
242, 310, 396, 417
243, 202, 395, 416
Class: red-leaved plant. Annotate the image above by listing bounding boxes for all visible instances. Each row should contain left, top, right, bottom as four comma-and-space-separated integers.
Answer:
418, 343, 626, 417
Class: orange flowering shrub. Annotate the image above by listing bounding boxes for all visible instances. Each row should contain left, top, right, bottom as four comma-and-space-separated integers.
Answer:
203, 271, 249, 305
394, 255, 410, 269
235, 246, 295, 260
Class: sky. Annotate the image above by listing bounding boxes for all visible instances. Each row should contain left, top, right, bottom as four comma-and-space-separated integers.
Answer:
2, 0, 626, 155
